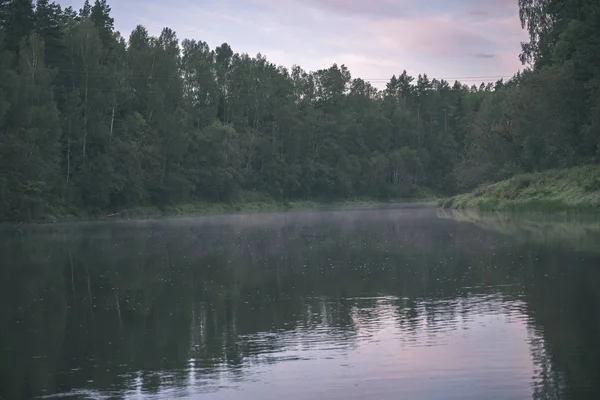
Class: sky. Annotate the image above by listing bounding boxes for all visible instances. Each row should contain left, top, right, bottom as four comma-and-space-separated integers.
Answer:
57, 0, 529, 88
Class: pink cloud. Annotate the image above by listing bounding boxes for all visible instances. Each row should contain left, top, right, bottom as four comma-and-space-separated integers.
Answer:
233, 0, 527, 82
302, 0, 411, 19
369, 15, 519, 58
291, 0, 519, 20
91, 0, 528, 87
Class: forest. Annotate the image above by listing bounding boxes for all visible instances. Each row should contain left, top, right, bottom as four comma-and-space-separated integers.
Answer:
0, 0, 599, 221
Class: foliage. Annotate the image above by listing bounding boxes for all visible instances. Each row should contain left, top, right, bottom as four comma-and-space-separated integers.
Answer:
439, 165, 600, 213
0, 0, 599, 220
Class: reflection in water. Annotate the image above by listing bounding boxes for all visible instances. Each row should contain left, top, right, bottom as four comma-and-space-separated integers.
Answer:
440, 208, 600, 400
438, 208, 600, 253
1, 206, 599, 399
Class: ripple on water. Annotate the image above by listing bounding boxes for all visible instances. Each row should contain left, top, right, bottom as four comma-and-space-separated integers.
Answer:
60, 293, 538, 400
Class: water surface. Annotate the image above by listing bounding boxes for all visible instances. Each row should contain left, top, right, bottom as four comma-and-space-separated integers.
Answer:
1, 205, 599, 399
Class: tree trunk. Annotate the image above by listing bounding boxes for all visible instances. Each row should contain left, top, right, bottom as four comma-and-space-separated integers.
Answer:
82, 71, 89, 162
66, 125, 71, 185
253, 101, 259, 129
161, 150, 167, 183
393, 166, 400, 185
109, 103, 115, 144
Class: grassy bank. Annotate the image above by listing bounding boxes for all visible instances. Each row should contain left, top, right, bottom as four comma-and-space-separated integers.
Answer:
30, 188, 437, 223
105, 198, 381, 220
438, 165, 600, 213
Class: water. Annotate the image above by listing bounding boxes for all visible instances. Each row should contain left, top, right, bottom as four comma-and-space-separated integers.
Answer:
1, 205, 599, 400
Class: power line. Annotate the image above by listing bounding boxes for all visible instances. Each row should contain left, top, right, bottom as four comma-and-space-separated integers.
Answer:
364, 75, 514, 81
36, 78, 524, 95
53, 67, 516, 87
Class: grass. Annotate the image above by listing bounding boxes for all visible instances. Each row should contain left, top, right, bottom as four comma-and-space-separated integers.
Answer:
29, 189, 437, 224
438, 165, 600, 213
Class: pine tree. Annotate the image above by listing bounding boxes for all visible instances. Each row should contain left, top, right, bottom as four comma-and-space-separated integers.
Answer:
34, 0, 64, 68
90, 0, 114, 47
79, 0, 91, 18
0, 0, 34, 54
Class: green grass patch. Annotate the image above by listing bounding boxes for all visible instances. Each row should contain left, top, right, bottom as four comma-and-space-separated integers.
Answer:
440, 165, 600, 213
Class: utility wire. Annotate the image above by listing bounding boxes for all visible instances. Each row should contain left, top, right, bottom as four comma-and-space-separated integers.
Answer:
53, 68, 516, 84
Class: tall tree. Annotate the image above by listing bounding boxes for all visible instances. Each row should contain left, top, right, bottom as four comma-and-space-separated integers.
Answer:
0, 0, 34, 54
34, 0, 64, 68
0, 33, 61, 219
90, 0, 113, 47
0, 0, 599, 220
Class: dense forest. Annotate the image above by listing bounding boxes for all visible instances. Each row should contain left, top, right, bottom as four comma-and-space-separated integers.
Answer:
0, 0, 598, 220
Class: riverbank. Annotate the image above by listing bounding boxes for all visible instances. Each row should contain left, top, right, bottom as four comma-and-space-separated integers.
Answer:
23, 189, 437, 224
438, 165, 600, 213
97, 198, 391, 220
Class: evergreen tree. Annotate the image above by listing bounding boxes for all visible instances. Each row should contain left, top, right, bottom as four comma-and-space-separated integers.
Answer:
79, 0, 91, 18
90, 0, 113, 47
0, 0, 34, 54
34, 0, 64, 68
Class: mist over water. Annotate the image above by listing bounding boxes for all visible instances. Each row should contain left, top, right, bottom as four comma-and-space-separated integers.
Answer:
1, 206, 599, 399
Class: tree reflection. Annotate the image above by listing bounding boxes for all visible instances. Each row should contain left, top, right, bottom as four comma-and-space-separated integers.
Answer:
0, 208, 599, 399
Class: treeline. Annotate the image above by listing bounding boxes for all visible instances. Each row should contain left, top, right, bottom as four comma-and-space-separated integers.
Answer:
0, 0, 598, 220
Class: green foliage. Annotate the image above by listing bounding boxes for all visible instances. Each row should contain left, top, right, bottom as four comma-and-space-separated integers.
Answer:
0, 0, 599, 221
442, 165, 600, 213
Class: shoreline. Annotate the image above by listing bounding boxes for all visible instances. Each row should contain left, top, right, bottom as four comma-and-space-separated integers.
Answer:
438, 165, 600, 214
4, 198, 438, 226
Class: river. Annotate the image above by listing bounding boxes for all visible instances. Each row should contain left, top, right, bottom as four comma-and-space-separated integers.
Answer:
1, 205, 599, 399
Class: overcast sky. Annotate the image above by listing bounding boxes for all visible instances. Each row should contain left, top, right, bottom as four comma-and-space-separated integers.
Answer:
58, 0, 528, 87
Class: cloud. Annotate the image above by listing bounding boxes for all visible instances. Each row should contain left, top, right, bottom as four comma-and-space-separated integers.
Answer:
292, 0, 519, 20
462, 0, 521, 16
367, 16, 498, 58
301, 0, 413, 19
245, 0, 528, 77
470, 9, 491, 17
474, 53, 496, 59
56, 0, 528, 87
